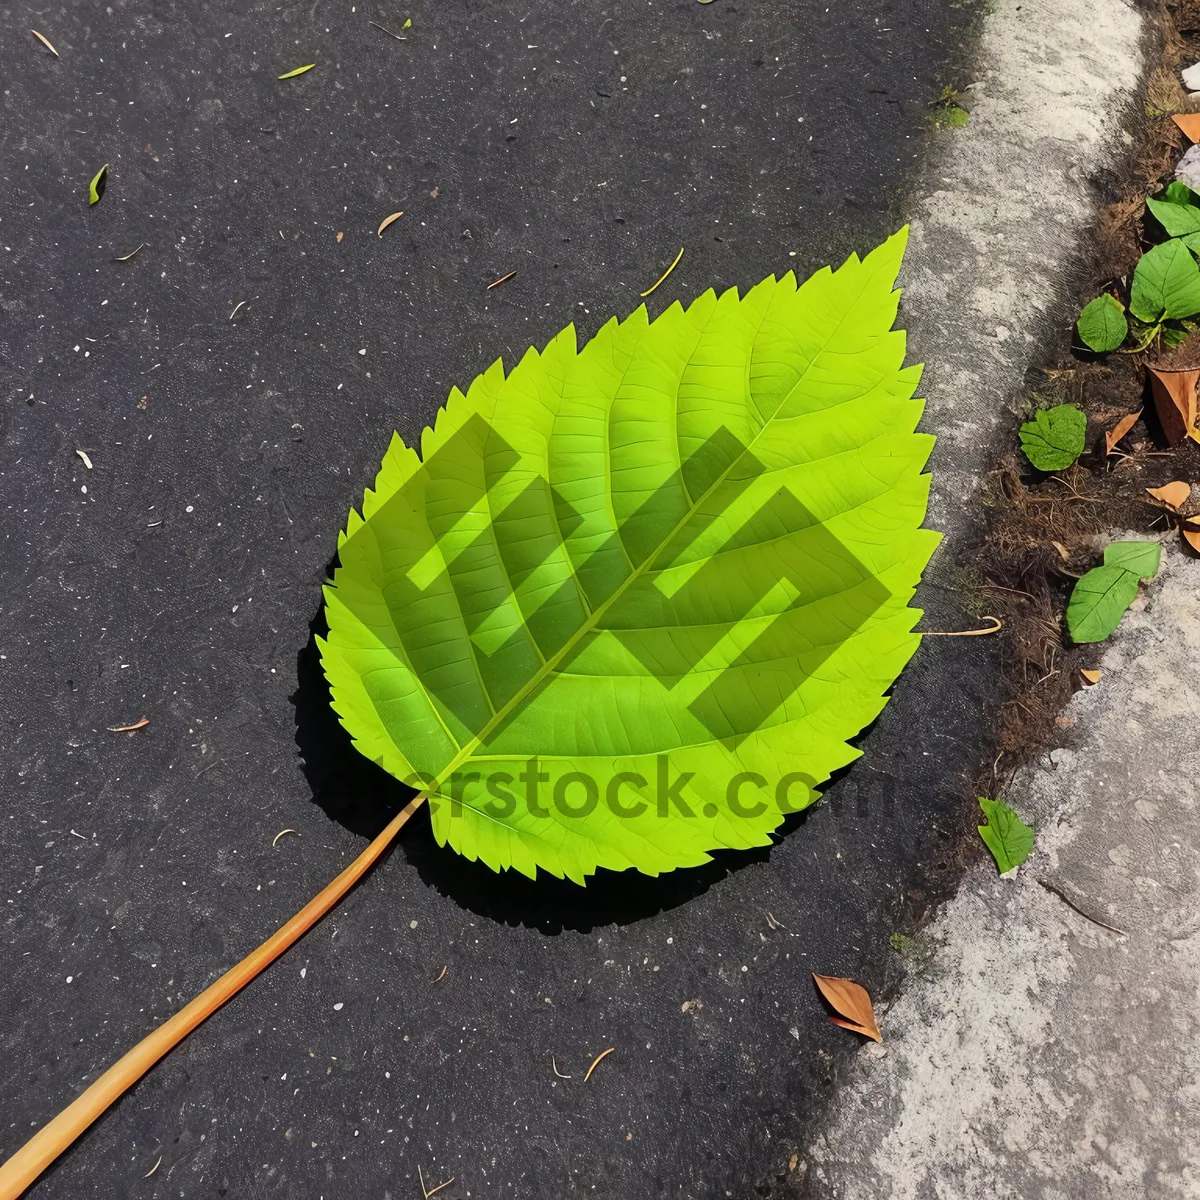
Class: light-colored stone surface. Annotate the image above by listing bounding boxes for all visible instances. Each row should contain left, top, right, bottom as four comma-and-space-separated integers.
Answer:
806, 546, 1200, 1198
902, 0, 1143, 534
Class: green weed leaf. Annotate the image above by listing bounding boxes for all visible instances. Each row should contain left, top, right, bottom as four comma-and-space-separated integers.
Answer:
1146, 192, 1200, 238
1103, 539, 1160, 580
321, 231, 938, 882
1130, 240, 1200, 322
278, 63, 315, 79
1075, 294, 1127, 352
1066, 564, 1140, 643
977, 798, 1033, 874
1018, 404, 1086, 471
88, 163, 108, 206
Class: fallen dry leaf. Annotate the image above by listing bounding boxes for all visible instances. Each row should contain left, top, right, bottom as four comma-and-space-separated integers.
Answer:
1184, 518, 1200, 554
1148, 367, 1199, 446
812, 973, 882, 1043
1050, 540, 1070, 560
1080, 668, 1102, 685
336, 231, 344, 243
107, 716, 149, 733
1174, 112, 1200, 141
1146, 480, 1191, 511
376, 211, 405, 237
1104, 408, 1141, 454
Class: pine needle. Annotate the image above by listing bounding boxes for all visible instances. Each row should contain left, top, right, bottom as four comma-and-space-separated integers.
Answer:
640, 247, 685, 297
30, 29, 59, 57
583, 1046, 614, 1082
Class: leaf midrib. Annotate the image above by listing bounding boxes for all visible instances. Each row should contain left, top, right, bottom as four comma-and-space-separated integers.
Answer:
420, 271, 874, 796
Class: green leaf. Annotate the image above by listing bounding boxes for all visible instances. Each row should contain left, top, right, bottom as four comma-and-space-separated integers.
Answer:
278, 63, 315, 79
1018, 404, 1086, 471
1130, 240, 1200, 322
1163, 181, 1198, 206
977, 798, 1033, 874
403, 17, 413, 26
321, 230, 938, 883
1103, 539, 1160, 580
88, 163, 108, 206
1075, 294, 1127, 352
1066, 564, 1140, 643
1146, 193, 1200, 237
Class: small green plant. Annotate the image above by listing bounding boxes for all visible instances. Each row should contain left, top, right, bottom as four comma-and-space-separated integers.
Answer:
87, 163, 108, 206
1076, 293, 1127, 352
929, 85, 969, 128
1018, 403, 1086, 471
1066, 540, 1160, 643
1076, 179, 1200, 352
977, 798, 1033, 874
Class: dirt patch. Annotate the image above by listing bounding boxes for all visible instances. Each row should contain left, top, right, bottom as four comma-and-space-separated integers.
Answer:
967, 0, 1200, 795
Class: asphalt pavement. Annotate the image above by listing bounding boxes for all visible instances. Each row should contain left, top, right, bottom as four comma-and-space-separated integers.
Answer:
0, 2, 996, 1197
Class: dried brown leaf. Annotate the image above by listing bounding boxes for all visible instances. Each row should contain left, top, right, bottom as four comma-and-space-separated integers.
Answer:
812, 973, 882, 1043
1174, 112, 1200, 141
1050, 540, 1071, 560
1104, 408, 1141, 454
1146, 480, 1192, 511
1080, 668, 1102, 685
336, 231, 344, 243
1148, 367, 1199, 446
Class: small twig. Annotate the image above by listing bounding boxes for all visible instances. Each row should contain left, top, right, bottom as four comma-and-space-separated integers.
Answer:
583, 1046, 614, 1082
112, 243, 145, 263
1038, 878, 1126, 936
228, 300, 247, 322
765, 911, 786, 930
640, 246, 685, 298
418, 1165, 455, 1199
921, 616, 1003, 637
370, 20, 408, 40
978, 582, 1035, 599
272, 829, 299, 849
106, 716, 149, 733
487, 270, 516, 290
142, 1155, 162, 1179
551, 1055, 572, 1079
434, 965, 448, 983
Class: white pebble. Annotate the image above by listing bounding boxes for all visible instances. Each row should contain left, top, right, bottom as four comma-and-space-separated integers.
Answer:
333, 1002, 343, 1011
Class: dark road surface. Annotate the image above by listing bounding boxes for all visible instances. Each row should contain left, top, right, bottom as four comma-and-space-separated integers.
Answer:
0, 1, 986, 1196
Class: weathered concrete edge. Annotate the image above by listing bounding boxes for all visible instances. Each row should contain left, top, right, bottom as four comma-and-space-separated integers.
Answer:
798, 0, 1153, 1194
905, 0, 1145, 538
804, 545, 1200, 1199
